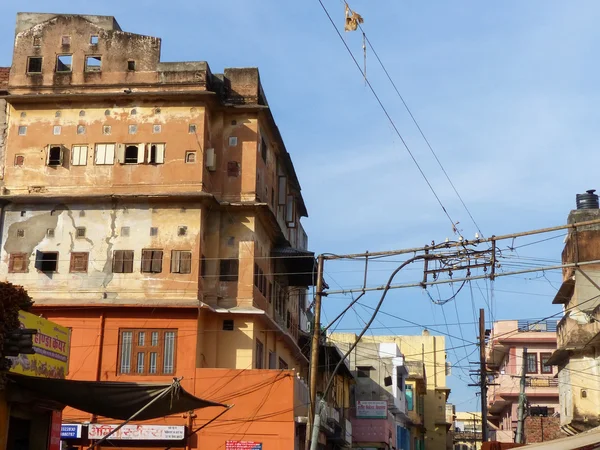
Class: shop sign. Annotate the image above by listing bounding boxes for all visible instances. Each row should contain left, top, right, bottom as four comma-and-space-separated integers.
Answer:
226, 441, 263, 449
48, 411, 62, 450
88, 424, 185, 440
356, 400, 388, 419
61, 424, 82, 439
9, 310, 71, 379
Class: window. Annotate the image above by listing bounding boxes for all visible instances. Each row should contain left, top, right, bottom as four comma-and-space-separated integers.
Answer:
255, 339, 264, 369
268, 351, 277, 369
128, 60, 136, 71
188, 124, 197, 134
76, 227, 86, 238
95, 143, 115, 165
141, 249, 163, 273
55, 111, 61, 118
8, 253, 28, 273
185, 151, 196, 163
526, 352, 538, 374
356, 366, 371, 378
118, 329, 177, 375
228, 136, 238, 147
286, 195, 295, 225
16, 229, 24, 238
201, 255, 206, 278
71, 145, 88, 166
227, 161, 240, 177
541, 353, 553, 374
70, 252, 89, 273
406, 384, 414, 410
147, 144, 165, 164
150, 227, 158, 237
102, 125, 111, 135
90, 35, 99, 45
46, 228, 55, 238
171, 250, 192, 274
153, 124, 161, 134
220, 259, 239, 281
53, 126, 61, 136
18, 126, 27, 136
79, 110, 85, 117
121, 226, 130, 237
278, 358, 288, 370
33, 36, 42, 47
223, 320, 234, 331
278, 176, 287, 206
27, 57, 42, 73
77, 125, 85, 135
35, 251, 59, 272
85, 56, 102, 72
113, 250, 134, 273
128, 124, 137, 135
56, 55, 72, 72
61, 36, 71, 46
122, 144, 142, 164
260, 136, 267, 163
177, 226, 187, 236
130, 109, 137, 116
47, 146, 64, 167
14, 155, 24, 166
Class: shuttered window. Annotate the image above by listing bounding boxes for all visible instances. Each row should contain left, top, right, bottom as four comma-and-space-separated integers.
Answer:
71, 145, 88, 166
141, 249, 163, 273
95, 143, 115, 165
8, 253, 28, 273
113, 250, 134, 273
171, 250, 192, 274
148, 143, 165, 164
69, 252, 89, 273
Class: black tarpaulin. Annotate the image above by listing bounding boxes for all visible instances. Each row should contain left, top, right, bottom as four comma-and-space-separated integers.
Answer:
7, 373, 225, 420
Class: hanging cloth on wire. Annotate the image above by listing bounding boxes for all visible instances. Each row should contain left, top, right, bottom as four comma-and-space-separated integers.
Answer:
344, 4, 364, 32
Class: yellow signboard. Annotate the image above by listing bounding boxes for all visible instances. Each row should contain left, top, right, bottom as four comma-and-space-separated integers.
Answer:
9, 310, 70, 379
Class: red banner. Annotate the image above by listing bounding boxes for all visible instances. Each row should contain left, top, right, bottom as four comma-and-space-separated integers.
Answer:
48, 411, 62, 450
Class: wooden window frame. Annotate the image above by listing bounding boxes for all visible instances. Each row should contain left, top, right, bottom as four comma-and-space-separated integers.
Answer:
113, 250, 134, 273
9, 253, 28, 273
540, 353, 553, 374
70, 252, 89, 273
141, 249, 163, 274
118, 329, 177, 376
255, 339, 264, 369
526, 352, 538, 374
171, 250, 192, 274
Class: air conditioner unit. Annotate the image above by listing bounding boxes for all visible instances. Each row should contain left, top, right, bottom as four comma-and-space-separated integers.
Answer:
206, 148, 216, 171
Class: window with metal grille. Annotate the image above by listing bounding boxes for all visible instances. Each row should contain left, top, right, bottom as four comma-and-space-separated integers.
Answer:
118, 329, 176, 375
76, 227, 86, 238
141, 249, 163, 273
70, 252, 89, 273
171, 250, 192, 274
541, 353, 553, 374
113, 250, 134, 273
219, 258, 239, 281
8, 253, 28, 273
526, 352, 538, 374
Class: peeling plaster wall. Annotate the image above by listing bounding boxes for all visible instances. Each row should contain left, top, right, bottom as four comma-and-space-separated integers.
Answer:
0, 202, 203, 304
560, 355, 600, 431
0, 99, 6, 183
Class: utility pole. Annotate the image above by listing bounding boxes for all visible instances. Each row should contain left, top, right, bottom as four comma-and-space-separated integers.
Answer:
306, 255, 325, 450
515, 348, 528, 444
479, 308, 489, 442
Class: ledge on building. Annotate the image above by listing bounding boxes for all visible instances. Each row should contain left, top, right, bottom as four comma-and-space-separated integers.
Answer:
552, 278, 575, 304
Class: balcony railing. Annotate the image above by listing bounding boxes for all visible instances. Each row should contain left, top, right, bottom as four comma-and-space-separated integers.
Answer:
517, 320, 557, 332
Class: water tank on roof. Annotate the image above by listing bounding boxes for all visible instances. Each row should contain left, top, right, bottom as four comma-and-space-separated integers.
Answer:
576, 190, 599, 210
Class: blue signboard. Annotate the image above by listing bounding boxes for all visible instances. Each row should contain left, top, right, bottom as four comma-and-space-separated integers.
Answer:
61, 424, 82, 439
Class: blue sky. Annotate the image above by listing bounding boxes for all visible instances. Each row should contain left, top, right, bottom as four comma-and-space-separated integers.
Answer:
1, 1, 599, 411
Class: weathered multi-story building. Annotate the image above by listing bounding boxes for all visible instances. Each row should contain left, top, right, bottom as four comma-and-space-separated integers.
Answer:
485, 319, 559, 442
405, 360, 427, 450
332, 330, 452, 450
0, 12, 315, 449
548, 191, 600, 435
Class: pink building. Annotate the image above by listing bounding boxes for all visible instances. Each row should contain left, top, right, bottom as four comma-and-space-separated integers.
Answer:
485, 320, 559, 442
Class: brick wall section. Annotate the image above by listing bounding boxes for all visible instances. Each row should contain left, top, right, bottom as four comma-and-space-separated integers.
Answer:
0, 67, 9, 88
524, 416, 563, 443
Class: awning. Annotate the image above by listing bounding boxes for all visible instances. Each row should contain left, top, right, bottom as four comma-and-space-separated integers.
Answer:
552, 279, 575, 304
7, 373, 226, 420
271, 246, 316, 286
